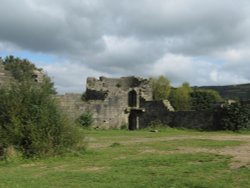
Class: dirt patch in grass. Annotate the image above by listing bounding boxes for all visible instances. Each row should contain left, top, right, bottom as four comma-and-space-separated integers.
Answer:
192, 135, 250, 169
88, 134, 250, 169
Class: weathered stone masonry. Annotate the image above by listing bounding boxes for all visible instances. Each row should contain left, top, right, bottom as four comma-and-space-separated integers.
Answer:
56, 76, 155, 129
56, 76, 220, 130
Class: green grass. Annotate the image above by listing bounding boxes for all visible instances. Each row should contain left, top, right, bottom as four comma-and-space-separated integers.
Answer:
0, 128, 250, 188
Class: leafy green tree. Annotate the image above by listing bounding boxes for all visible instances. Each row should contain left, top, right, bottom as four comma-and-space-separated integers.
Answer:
4, 56, 37, 81
190, 89, 223, 110
3, 55, 55, 94
0, 56, 83, 158
151, 76, 171, 100
170, 82, 192, 110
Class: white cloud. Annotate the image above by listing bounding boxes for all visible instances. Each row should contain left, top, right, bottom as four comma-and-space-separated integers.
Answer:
38, 60, 109, 93
0, 0, 250, 92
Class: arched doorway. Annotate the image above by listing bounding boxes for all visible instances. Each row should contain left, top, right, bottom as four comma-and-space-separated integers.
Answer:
128, 90, 137, 107
128, 112, 137, 130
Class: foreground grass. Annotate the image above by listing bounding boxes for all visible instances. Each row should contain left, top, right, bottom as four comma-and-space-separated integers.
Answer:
0, 128, 250, 188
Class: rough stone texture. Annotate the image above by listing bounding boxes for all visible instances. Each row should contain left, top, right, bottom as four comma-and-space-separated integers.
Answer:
56, 76, 220, 130
85, 76, 153, 101
32, 70, 44, 83
140, 99, 216, 130
56, 76, 153, 129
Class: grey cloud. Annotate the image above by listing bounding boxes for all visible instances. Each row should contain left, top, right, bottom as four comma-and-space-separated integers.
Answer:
0, 0, 250, 93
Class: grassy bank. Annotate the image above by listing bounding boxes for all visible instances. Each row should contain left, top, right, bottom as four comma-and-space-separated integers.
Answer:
0, 128, 250, 188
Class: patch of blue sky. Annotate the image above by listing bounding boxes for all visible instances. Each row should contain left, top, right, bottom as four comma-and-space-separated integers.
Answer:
0, 50, 58, 65
192, 56, 225, 65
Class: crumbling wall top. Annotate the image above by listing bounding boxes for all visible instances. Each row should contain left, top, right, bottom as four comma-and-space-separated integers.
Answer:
85, 76, 153, 101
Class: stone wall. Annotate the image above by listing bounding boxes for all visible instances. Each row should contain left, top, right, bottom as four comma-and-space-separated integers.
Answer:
56, 76, 153, 129
56, 93, 129, 129
56, 76, 218, 130
86, 76, 153, 101
140, 100, 216, 130
167, 110, 215, 130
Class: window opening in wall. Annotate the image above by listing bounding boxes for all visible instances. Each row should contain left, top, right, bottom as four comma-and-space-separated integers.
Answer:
128, 90, 137, 107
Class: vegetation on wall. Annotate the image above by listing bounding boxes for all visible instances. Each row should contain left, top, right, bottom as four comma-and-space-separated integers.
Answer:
219, 103, 250, 131
3, 56, 38, 82
76, 112, 94, 128
3, 56, 55, 94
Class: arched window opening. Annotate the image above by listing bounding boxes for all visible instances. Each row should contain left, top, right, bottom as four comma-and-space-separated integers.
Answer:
128, 90, 137, 107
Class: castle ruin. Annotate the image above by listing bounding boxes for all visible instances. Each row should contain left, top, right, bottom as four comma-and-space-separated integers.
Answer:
2, 58, 248, 130
56, 76, 226, 130
56, 76, 174, 129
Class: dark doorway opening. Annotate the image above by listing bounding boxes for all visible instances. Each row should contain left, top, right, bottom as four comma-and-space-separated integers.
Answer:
128, 90, 137, 107
129, 113, 137, 130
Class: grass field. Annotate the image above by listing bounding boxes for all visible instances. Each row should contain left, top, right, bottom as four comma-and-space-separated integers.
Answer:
0, 128, 250, 188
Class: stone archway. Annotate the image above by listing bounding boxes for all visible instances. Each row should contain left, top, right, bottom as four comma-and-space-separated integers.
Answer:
128, 90, 137, 107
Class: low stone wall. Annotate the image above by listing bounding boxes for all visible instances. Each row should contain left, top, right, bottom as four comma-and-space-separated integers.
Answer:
167, 110, 215, 130
140, 100, 217, 130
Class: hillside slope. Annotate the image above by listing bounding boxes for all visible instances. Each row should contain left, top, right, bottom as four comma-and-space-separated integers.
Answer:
197, 83, 250, 100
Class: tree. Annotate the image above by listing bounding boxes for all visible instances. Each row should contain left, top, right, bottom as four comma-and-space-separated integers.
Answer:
170, 82, 192, 110
0, 56, 83, 158
190, 89, 223, 110
151, 76, 171, 100
3, 56, 55, 94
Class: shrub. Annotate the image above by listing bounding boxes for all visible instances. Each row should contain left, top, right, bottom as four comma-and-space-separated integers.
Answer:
76, 112, 94, 128
220, 103, 250, 131
0, 82, 84, 158
0, 56, 84, 159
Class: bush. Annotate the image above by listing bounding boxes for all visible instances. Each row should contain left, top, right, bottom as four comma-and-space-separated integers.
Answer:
0, 82, 84, 158
0, 56, 84, 159
76, 112, 94, 128
220, 103, 250, 131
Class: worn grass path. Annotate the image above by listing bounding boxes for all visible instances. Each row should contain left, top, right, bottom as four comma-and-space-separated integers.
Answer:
0, 128, 250, 188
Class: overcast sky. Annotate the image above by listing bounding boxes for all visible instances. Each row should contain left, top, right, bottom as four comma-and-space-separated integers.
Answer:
1, 0, 250, 93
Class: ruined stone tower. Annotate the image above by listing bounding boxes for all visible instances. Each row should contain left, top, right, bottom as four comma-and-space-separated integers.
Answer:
86, 76, 153, 129
56, 76, 153, 129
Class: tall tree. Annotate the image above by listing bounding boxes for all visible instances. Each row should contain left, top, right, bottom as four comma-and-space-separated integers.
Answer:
170, 82, 192, 110
151, 76, 171, 100
190, 89, 223, 110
